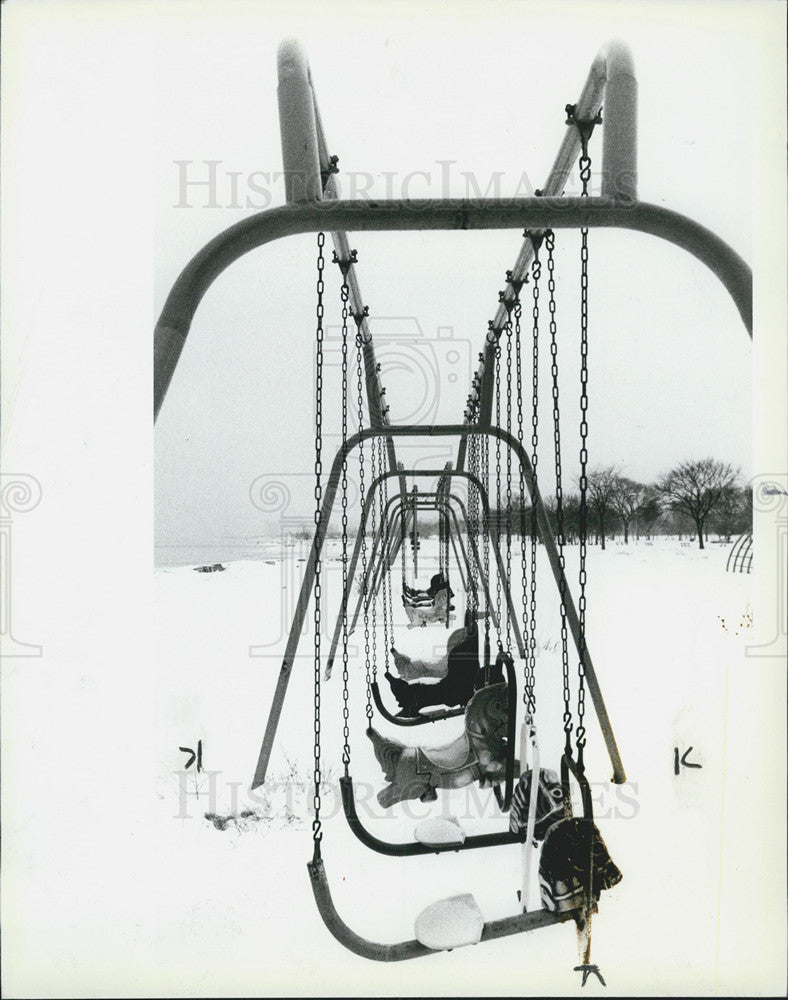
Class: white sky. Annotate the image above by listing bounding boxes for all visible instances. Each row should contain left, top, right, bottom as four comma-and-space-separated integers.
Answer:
149, 1, 774, 559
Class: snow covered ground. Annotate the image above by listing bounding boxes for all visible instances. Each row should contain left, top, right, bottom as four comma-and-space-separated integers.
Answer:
145, 535, 781, 997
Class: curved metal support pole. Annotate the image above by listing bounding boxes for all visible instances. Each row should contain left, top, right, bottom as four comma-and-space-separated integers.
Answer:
359, 481, 525, 658
366, 494, 474, 615
308, 856, 574, 963
599, 40, 637, 202
154, 197, 752, 418
393, 497, 475, 600
340, 776, 523, 853
346, 488, 487, 645
250, 428, 626, 790
326, 489, 468, 683
277, 40, 322, 203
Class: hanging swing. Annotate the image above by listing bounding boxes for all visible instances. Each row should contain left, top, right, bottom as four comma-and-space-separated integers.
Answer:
308, 124, 623, 959
371, 471, 527, 726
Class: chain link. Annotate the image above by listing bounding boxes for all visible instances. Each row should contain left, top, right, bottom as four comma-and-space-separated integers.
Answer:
377, 444, 389, 666
311, 232, 325, 852
509, 298, 526, 694
526, 245, 541, 721
355, 333, 374, 723
469, 430, 481, 611
504, 322, 513, 650
494, 345, 503, 642
481, 429, 490, 643
339, 274, 351, 774
576, 152, 592, 761
381, 439, 394, 645
544, 231, 573, 749
367, 429, 377, 717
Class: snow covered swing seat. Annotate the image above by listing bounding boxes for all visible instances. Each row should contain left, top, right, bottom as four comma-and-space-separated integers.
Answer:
415, 894, 485, 950
414, 816, 466, 848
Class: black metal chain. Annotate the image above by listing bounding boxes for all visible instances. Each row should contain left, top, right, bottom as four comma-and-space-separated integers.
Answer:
494, 344, 503, 644
513, 293, 530, 704
311, 232, 326, 856
576, 123, 595, 765
504, 321, 513, 650
526, 240, 541, 722
366, 430, 377, 720
567, 103, 600, 939
377, 438, 391, 674
338, 269, 351, 775
469, 430, 480, 610
481, 429, 490, 644
381, 439, 394, 647
546, 230, 573, 752
355, 331, 374, 722
411, 486, 419, 579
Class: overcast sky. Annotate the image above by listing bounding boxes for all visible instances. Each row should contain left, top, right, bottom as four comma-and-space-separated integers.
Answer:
151, 2, 775, 560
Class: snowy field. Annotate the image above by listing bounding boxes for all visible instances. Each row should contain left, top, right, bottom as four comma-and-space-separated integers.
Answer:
148, 535, 780, 997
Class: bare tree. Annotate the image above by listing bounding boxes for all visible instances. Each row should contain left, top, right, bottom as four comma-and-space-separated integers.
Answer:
581, 466, 620, 550
708, 484, 753, 541
610, 477, 647, 544
657, 458, 739, 549
637, 487, 663, 540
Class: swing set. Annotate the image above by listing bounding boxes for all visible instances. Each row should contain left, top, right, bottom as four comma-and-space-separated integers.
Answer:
154, 37, 752, 970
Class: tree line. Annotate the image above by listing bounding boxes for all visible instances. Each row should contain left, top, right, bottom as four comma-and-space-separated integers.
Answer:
491, 457, 750, 550
289, 458, 750, 552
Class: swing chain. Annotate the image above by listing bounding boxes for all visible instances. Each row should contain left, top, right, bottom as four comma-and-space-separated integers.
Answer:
378, 439, 390, 672
469, 431, 480, 609
526, 240, 542, 720
504, 321, 513, 649
545, 231, 573, 749
381, 439, 394, 641
356, 336, 374, 722
312, 232, 326, 852
576, 144, 594, 762
366, 433, 377, 718
338, 270, 351, 773
494, 344, 502, 644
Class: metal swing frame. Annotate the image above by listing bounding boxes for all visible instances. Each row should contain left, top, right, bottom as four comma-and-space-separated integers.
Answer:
330, 478, 528, 678
249, 430, 625, 787
348, 467, 544, 729
336, 471, 523, 737
153, 37, 753, 962
351, 487, 484, 630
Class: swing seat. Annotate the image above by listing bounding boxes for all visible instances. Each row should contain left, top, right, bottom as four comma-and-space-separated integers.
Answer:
404, 590, 455, 628
414, 816, 466, 847
414, 894, 484, 950
539, 817, 622, 914
416, 732, 472, 774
